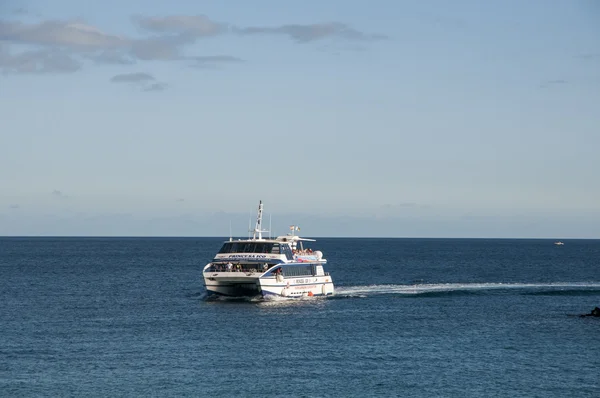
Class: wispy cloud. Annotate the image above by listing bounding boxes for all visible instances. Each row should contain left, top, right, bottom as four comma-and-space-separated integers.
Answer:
0, 45, 81, 73
0, 17, 234, 72
0, 20, 127, 50
130, 35, 188, 61
143, 82, 168, 92
189, 55, 244, 69
86, 50, 135, 65
576, 53, 600, 61
51, 190, 68, 198
110, 72, 167, 92
539, 79, 569, 89
133, 15, 226, 37
9, 204, 20, 209
1, 14, 385, 83
237, 22, 387, 43
110, 72, 154, 83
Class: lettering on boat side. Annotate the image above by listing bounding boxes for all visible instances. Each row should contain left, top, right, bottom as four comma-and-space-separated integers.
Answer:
224, 254, 269, 259
295, 285, 316, 290
294, 279, 318, 284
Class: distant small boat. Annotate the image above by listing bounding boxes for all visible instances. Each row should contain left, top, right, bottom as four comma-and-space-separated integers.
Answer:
554, 241, 565, 246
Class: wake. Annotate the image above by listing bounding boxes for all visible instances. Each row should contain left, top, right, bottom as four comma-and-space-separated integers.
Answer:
196, 282, 600, 304
334, 282, 600, 298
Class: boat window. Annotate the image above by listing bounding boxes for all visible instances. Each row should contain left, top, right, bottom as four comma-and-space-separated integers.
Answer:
218, 242, 233, 253
281, 244, 294, 260
218, 241, 282, 254
261, 243, 274, 253
218, 240, 310, 255
252, 242, 273, 253
282, 265, 314, 277
240, 243, 253, 253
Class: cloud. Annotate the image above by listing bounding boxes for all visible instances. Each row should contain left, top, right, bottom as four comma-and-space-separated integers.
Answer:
130, 35, 188, 60
0, 20, 127, 51
238, 22, 387, 43
0, 19, 128, 73
110, 72, 167, 92
576, 53, 600, 61
143, 82, 167, 91
539, 79, 568, 88
86, 50, 135, 65
0, 17, 236, 73
9, 204, 19, 209
188, 55, 244, 68
0, 44, 81, 73
0, 14, 385, 78
128, 15, 232, 62
134, 15, 226, 37
52, 190, 68, 198
110, 72, 155, 83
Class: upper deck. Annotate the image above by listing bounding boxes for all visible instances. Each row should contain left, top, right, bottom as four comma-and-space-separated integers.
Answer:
209, 200, 326, 265
211, 235, 326, 264
214, 239, 294, 262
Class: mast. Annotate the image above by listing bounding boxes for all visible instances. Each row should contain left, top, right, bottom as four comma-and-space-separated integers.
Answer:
253, 200, 264, 239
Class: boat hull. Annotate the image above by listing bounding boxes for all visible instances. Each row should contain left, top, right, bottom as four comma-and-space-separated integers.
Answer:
203, 273, 334, 298
204, 273, 262, 297
260, 278, 334, 298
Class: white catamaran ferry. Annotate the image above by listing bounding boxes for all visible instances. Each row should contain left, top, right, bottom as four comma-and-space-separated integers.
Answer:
202, 201, 334, 298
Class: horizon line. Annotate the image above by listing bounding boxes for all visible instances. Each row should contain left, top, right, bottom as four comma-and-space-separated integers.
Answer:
0, 235, 596, 240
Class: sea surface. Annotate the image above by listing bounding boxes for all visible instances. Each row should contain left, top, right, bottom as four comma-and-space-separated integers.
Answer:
1, 237, 599, 397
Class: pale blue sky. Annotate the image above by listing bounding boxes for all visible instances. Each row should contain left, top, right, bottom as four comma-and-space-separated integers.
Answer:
1, 0, 599, 237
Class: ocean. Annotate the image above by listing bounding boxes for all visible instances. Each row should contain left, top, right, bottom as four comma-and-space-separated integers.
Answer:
1, 237, 599, 397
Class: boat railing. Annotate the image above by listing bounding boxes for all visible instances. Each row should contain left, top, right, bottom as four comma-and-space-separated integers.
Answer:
293, 249, 317, 255
205, 263, 273, 274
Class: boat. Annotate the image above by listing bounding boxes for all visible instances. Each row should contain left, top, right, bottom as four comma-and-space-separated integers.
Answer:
202, 201, 334, 298
554, 241, 565, 246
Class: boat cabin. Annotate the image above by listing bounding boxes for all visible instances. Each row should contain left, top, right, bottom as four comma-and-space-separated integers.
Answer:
217, 240, 294, 260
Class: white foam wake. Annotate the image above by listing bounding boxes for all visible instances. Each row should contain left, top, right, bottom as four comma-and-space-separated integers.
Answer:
334, 282, 600, 297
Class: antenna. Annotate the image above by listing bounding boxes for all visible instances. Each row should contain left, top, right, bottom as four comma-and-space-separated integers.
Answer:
269, 213, 272, 239
229, 220, 232, 241
253, 200, 264, 239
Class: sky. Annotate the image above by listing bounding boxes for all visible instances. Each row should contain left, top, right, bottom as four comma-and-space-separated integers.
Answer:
1, 0, 599, 238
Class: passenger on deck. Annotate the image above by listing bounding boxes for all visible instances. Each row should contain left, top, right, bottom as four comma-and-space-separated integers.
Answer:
274, 267, 284, 282
227, 262, 233, 272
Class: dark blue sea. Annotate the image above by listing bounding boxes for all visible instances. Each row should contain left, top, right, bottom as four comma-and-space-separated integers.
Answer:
1, 237, 599, 397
